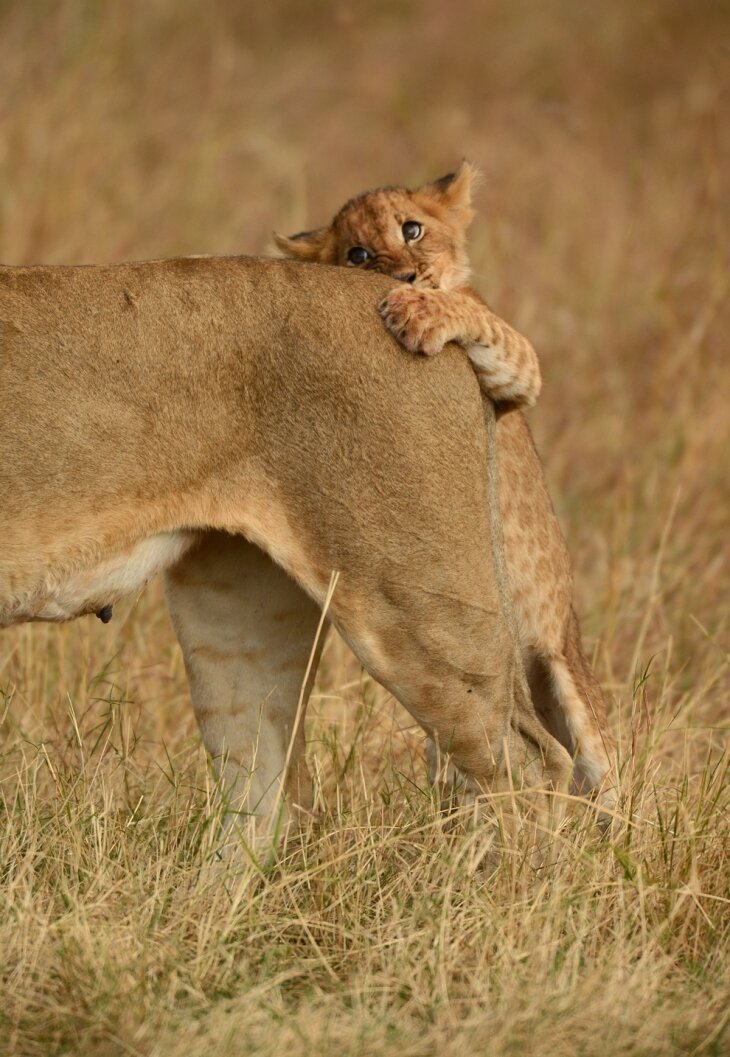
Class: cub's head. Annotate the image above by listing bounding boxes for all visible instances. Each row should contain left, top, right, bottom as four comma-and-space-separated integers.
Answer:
274, 161, 480, 291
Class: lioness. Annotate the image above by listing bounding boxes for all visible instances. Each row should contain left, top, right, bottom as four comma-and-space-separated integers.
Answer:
275, 162, 615, 804
1, 256, 571, 845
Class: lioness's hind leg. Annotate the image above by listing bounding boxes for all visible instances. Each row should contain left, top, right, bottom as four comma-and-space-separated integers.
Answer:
164, 534, 324, 853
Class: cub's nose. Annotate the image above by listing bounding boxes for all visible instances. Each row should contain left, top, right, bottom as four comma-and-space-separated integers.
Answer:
394, 271, 417, 284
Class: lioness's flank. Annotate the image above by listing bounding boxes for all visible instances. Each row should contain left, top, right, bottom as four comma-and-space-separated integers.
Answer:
1, 255, 571, 846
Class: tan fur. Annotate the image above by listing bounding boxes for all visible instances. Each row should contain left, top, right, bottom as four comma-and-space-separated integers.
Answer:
1, 255, 571, 848
276, 165, 615, 806
275, 162, 541, 413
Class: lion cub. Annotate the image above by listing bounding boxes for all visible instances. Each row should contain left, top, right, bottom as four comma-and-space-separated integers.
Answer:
276, 165, 540, 414
275, 163, 615, 806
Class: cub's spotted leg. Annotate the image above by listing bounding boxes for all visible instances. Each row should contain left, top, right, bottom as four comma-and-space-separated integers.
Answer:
527, 626, 617, 817
379, 285, 541, 412
495, 412, 616, 816
164, 533, 325, 856
558, 607, 615, 804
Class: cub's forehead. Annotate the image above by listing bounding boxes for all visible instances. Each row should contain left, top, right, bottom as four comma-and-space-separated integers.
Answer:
334, 188, 415, 244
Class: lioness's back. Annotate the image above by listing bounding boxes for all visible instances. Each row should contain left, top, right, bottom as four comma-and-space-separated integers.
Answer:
1, 255, 484, 550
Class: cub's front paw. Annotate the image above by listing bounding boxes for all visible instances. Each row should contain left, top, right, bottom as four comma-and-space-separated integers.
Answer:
378, 288, 455, 356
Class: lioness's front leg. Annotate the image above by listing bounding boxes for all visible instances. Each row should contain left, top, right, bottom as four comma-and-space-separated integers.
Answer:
164, 533, 325, 854
379, 286, 541, 412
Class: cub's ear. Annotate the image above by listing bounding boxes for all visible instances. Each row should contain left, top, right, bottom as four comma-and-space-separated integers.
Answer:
272, 227, 329, 261
416, 160, 482, 227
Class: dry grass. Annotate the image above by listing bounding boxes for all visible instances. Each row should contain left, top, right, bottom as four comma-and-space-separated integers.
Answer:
1, 1, 729, 1054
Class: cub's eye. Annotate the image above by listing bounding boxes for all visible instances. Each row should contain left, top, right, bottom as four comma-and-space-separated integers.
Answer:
402, 220, 422, 242
347, 246, 370, 265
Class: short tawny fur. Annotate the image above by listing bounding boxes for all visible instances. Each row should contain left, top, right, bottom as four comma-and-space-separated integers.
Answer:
1, 255, 571, 846
276, 164, 615, 802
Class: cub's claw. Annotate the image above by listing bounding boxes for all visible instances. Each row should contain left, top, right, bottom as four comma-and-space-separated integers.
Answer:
378, 288, 452, 357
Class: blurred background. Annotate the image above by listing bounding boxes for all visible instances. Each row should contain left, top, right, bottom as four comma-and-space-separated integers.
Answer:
1, 0, 728, 786
2, 3, 729, 1052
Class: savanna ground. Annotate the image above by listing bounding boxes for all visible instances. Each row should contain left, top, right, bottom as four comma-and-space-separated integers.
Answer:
1, 1, 729, 1054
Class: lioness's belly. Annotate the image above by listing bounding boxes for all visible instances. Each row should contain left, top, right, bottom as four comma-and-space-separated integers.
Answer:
0, 531, 199, 627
